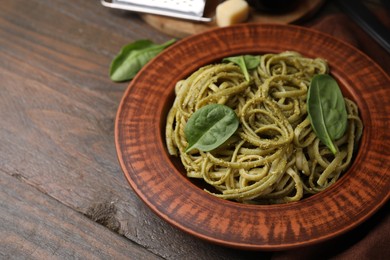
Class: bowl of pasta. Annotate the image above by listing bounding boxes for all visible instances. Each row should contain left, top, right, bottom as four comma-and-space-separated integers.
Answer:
115, 24, 390, 250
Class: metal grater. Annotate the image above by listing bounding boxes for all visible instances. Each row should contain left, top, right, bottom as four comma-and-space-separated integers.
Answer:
101, 0, 212, 22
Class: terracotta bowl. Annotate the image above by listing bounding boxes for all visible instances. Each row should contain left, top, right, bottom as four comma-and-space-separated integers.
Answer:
115, 24, 390, 250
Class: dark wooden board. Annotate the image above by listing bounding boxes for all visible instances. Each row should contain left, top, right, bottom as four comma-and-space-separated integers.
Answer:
141, 0, 325, 38
0, 171, 162, 259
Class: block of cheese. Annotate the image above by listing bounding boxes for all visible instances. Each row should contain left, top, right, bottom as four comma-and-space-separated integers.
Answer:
216, 0, 250, 27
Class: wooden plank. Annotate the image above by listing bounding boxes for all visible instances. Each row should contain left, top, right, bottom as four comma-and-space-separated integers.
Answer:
0, 0, 172, 58
0, 171, 162, 260
0, 0, 271, 258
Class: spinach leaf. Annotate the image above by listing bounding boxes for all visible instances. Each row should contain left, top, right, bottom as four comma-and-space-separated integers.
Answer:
185, 104, 239, 153
243, 55, 261, 70
222, 55, 260, 81
110, 39, 176, 82
307, 74, 348, 154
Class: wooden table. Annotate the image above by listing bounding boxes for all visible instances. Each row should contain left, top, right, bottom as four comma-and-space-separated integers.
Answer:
1, 0, 389, 259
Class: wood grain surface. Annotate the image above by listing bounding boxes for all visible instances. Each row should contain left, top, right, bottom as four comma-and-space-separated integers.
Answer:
0, 0, 389, 258
0, 171, 161, 259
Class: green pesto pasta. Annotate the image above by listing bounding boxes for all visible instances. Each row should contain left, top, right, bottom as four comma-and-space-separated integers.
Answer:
165, 51, 363, 204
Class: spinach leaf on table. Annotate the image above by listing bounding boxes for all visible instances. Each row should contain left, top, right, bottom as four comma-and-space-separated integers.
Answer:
110, 39, 176, 82
185, 104, 239, 153
307, 74, 348, 154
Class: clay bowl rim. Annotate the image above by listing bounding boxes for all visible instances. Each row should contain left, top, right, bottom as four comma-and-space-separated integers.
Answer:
115, 23, 390, 250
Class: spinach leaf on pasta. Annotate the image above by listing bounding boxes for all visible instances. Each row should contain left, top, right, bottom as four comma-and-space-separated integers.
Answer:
184, 104, 239, 153
222, 55, 260, 81
307, 74, 348, 154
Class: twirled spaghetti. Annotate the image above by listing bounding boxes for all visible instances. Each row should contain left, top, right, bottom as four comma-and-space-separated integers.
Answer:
165, 51, 363, 204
